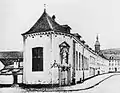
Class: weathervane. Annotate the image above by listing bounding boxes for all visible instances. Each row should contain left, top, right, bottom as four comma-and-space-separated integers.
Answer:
96, 33, 99, 41
44, 4, 46, 12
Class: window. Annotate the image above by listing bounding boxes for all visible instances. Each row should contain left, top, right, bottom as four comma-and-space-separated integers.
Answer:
76, 51, 78, 70
90, 56, 95, 65
109, 63, 111, 66
118, 61, 120, 66
32, 47, 43, 71
79, 52, 81, 70
73, 40, 76, 78
83, 56, 89, 70
82, 55, 84, 70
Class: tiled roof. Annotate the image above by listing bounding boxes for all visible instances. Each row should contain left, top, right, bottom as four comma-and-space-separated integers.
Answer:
0, 51, 23, 59
22, 10, 71, 35
0, 51, 23, 66
102, 49, 120, 60
102, 54, 120, 60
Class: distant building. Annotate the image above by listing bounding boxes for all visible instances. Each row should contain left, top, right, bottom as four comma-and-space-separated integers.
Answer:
0, 51, 23, 84
102, 49, 120, 72
0, 51, 23, 74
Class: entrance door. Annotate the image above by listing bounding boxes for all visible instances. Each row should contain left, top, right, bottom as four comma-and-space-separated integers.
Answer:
115, 68, 117, 72
61, 70, 66, 85
60, 67, 70, 85
90, 67, 95, 76
67, 68, 71, 85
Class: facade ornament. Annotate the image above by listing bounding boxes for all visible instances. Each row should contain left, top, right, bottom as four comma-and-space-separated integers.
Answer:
59, 41, 70, 66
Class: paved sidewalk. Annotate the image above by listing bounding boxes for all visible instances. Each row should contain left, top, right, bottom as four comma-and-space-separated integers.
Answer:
0, 73, 120, 93
41, 72, 120, 92
0, 73, 119, 93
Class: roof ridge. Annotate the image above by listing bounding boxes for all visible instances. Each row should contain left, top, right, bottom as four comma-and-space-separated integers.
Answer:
46, 14, 53, 30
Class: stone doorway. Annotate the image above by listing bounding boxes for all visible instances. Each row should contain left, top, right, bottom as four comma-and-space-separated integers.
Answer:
59, 66, 71, 86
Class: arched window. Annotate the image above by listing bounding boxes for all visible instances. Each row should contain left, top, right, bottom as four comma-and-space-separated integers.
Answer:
32, 47, 43, 71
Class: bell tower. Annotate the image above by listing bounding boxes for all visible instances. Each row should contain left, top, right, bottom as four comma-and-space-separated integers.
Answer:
95, 35, 100, 53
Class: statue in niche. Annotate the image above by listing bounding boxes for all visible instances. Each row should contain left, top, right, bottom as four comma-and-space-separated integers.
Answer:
61, 48, 68, 65
59, 42, 70, 66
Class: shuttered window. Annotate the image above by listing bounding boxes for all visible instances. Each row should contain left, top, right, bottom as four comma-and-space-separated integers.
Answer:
32, 47, 43, 71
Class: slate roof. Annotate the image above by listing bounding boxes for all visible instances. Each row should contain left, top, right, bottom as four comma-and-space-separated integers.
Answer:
22, 10, 71, 35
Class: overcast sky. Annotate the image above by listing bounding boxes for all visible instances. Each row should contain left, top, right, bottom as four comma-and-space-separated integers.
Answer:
0, 0, 120, 51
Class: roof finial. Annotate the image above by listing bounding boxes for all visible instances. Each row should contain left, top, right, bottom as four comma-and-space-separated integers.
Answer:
96, 34, 99, 41
44, 4, 46, 12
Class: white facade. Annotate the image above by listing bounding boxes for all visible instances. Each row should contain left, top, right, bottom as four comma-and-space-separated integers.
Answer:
22, 10, 109, 85
23, 32, 53, 84
97, 56, 109, 74
23, 31, 109, 85
109, 58, 120, 72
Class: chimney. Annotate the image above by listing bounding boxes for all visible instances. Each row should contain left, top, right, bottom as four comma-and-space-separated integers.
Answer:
52, 15, 56, 20
81, 40, 85, 44
73, 33, 81, 40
